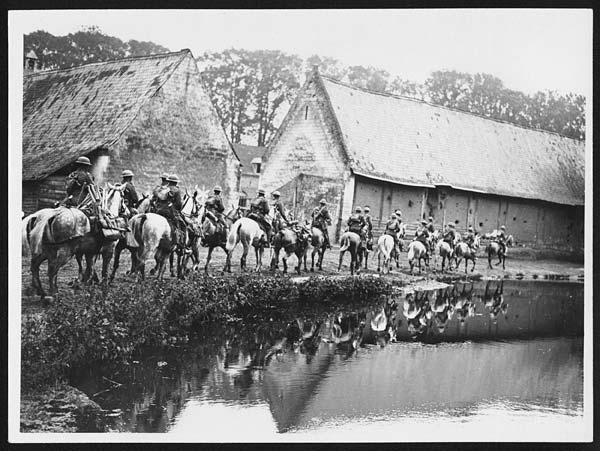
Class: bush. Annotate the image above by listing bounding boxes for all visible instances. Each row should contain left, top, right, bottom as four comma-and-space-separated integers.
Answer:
21, 273, 396, 391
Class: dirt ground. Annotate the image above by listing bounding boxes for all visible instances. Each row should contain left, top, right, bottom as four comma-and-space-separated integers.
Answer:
20, 242, 585, 314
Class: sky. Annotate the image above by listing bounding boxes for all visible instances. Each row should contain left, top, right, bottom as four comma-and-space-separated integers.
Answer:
9, 9, 592, 95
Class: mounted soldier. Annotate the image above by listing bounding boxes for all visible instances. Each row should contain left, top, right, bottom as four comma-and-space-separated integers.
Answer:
415, 219, 430, 244
464, 225, 476, 249
427, 216, 436, 234
363, 206, 374, 248
61, 156, 96, 209
204, 185, 226, 231
347, 207, 367, 244
385, 212, 402, 255
120, 170, 139, 215
443, 223, 457, 252
495, 225, 508, 255
249, 188, 272, 246
271, 190, 290, 238
150, 172, 170, 213
312, 199, 332, 249
153, 174, 186, 247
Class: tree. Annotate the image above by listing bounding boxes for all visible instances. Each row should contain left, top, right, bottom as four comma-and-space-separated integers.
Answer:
24, 28, 169, 71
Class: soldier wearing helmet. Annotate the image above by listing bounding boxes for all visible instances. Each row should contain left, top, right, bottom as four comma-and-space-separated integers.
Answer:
63, 155, 96, 207
271, 191, 289, 238
151, 172, 170, 213
204, 185, 226, 232
363, 206, 373, 243
249, 188, 272, 246
495, 225, 508, 254
427, 216, 436, 234
347, 206, 367, 242
385, 212, 402, 255
154, 174, 186, 246
312, 198, 332, 249
464, 225, 476, 251
443, 222, 457, 251
120, 170, 139, 211
415, 219, 430, 250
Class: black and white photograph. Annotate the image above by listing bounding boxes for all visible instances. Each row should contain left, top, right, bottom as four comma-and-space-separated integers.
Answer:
8, 8, 593, 443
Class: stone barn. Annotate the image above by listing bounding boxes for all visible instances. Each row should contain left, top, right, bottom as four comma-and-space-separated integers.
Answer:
260, 67, 585, 251
22, 49, 241, 215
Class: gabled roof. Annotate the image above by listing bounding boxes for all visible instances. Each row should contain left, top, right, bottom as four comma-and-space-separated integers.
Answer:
232, 143, 266, 173
22, 50, 191, 180
316, 73, 585, 206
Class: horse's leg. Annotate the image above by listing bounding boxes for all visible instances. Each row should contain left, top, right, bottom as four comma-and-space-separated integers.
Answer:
377, 251, 381, 272
110, 240, 124, 282
502, 255, 506, 270
48, 246, 72, 297
303, 249, 308, 272
240, 242, 249, 272
338, 250, 344, 272
488, 251, 493, 269
101, 242, 116, 285
471, 257, 476, 273
282, 251, 288, 273
311, 248, 316, 272
318, 247, 325, 270
205, 246, 214, 272
75, 253, 84, 281
31, 254, 47, 297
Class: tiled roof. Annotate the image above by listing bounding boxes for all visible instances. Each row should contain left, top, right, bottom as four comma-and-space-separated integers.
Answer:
22, 50, 190, 180
319, 75, 585, 206
232, 143, 266, 173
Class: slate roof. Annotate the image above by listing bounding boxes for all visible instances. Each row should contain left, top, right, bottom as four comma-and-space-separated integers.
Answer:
22, 50, 191, 181
318, 75, 585, 206
232, 143, 266, 174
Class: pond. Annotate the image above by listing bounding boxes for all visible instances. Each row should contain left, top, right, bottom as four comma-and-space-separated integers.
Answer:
72, 280, 584, 440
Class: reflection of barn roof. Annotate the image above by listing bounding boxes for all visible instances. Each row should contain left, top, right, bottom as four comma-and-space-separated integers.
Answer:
233, 144, 266, 174
22, 50, 191, 181
318, 74, 585, 206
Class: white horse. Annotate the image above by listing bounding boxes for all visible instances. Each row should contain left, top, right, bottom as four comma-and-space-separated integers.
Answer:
224, 217, 267, 272
407, 240, 429, 275
126, 213, 174, 280
375, 234, 395, 274
435, 239, 454, 272
454, 234, 481, 273
486, 234, 514, 270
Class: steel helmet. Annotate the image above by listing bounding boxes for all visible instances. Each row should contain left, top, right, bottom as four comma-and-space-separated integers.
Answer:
429, 216, 434, 221
448, 223, 455, 228
364, 206, 370, 212
500, 225, 506, 230
395, 210, 402, 216
257, 188, 265, 195
421, 219, 428, 225
167, 174, 179, 183
122, 170, 134, 178
320, 199, 327, 205
160, 172, 169, 180
468, 225, 474, 231
213, 185, 222, 192
272, 190, 281, 197
75, 156, 92, 166
355, 207, 363, 213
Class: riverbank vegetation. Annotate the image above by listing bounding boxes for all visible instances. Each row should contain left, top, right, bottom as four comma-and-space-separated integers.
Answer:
21, 273, 395, 392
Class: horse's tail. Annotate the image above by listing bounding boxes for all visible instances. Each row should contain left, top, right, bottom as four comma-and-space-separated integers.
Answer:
129, 214, 147, 248
407, 242, 416, 263
339, 234, 350, 253
226, 219, 242, 253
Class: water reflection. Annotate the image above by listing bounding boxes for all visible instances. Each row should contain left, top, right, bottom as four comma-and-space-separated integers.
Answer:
73, 280, 584, 435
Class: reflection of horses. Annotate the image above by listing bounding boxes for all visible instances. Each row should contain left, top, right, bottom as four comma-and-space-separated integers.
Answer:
483, 280, 507, 320
270, 226, 311, 274
126, 213, 174, 280
224, 217, 267, 272
454, 234, 481, 273
407, 240, 429, 274
201, 207, 243, 272
375, 234, 395, 274
338, 231, 363, 275
23, 185, 127, 298
486, 235, 514, 269
309, 227, 327, 272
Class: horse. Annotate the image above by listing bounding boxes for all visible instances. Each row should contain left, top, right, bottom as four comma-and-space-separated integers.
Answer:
270, 225, 312, 274
407, 240, 429, 275
126, 212, 174, 280
486, 235, 514, 270
435, 239, 454, 272
224, 217, 268, 272
169, 190, 203, 278
454, 234, 481, 274
201, 206, 244, 272
337, 231, 364, 275
374, 234, 395, 274
23, 185, 127, 299
309, 226, 328, 272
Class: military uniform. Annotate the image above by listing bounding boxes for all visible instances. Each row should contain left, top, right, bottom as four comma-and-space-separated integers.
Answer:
495, 227, 508, 254
385, 216, 402, 253
65, 168, 95, 206
205, 192, 225, 226
122, 181, 139, 210
347, 212, 366, 237
154, 178, 186, 246
364, 211, 373, 239
443, 226, 457, 249
427, 219, 436, 234
415, 223, 430, 246
271, 194, 289, 236
312, 202, 332, 248
250, 193, 271, 244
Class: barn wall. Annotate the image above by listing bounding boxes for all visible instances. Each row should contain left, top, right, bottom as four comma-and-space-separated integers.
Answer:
105, 54, 240, 205
22, 182, 40, 215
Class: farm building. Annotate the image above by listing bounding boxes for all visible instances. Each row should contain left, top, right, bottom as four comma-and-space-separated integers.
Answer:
260, 67, 585, 251
232, 143, 266, 204
22, 49, 241, 215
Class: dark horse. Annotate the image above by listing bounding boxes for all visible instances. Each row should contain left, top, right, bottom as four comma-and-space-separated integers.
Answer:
338, 231, 364, 275
200, 206, 244, 272
270, 225, 312, 274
